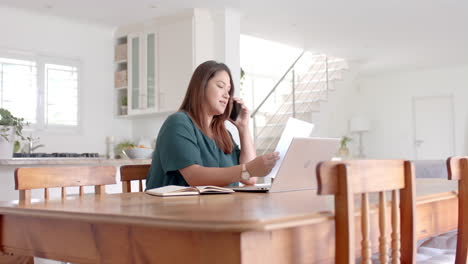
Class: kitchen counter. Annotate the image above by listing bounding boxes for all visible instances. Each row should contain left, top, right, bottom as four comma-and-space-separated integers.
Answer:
0, 158, 151, 166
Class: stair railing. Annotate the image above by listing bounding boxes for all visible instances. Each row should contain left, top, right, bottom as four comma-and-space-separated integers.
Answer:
255, 68, 344, 154
250, 51, 305, 147
255, 62, 329, 153
249, 52, 346, 152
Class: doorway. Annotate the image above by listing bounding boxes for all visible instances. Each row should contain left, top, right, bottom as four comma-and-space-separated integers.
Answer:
412, 95, 455, 160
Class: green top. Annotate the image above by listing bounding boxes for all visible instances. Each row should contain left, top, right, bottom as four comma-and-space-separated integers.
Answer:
146, 111, 241, 189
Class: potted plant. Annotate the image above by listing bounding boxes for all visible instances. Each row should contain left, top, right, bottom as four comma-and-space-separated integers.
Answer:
338, 136, 352, 158
120, 95, 128, 115
240, 67, 246, 97
114, 140, 136, 159
0, 108, 28, 158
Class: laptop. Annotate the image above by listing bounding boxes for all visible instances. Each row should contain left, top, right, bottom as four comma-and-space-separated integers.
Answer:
230, 137, 340, 193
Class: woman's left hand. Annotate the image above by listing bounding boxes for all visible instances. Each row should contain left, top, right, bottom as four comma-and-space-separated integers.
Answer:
230, 98, 249, 130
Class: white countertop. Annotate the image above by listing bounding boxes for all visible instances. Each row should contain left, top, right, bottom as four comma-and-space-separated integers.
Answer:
0, 158, 151, 166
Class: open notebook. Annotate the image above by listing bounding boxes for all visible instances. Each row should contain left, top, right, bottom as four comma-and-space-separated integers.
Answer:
145, 185, 234, 197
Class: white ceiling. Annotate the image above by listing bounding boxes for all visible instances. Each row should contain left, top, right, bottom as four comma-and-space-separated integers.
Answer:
1, 0, 467, 72
241, 0, 468, 72
0, 0, 236, 26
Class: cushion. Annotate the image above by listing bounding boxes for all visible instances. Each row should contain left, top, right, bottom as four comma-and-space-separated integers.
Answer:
416, 230, 458, 264
420, 230, 458, 250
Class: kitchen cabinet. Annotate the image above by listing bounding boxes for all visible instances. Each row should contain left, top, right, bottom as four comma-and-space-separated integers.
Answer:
115, 32, 159, 117
113, 13, 195, 118
114, 36, 128, 116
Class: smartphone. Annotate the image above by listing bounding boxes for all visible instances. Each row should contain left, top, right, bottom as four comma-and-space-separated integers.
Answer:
229, 101, 241, 121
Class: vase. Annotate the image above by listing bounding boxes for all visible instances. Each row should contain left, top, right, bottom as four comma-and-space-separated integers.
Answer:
0, 126, 15, 159
338, 147, 349, 158
120, 106, 128, 115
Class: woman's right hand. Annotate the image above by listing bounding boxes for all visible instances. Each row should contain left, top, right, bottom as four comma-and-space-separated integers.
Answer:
245, 152, 280, 177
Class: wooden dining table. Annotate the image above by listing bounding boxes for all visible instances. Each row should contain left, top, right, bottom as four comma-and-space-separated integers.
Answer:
0, 178, 460, 264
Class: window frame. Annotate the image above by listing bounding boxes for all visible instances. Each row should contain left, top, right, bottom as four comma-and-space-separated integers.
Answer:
0, 50, 82, 134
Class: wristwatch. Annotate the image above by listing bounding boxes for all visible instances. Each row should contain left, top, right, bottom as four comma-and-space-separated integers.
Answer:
241, 164, 251, 181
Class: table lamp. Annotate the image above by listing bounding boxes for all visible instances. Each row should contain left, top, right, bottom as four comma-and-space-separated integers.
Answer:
349, 116, 370, 158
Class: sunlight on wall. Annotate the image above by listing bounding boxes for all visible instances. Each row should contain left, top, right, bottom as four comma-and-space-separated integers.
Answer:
240, 34, 302, 111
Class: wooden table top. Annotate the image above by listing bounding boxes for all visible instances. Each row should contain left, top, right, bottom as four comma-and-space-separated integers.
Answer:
0, 179, 457, 232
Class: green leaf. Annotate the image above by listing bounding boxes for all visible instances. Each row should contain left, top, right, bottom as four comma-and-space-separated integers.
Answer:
0, 108, 28, 142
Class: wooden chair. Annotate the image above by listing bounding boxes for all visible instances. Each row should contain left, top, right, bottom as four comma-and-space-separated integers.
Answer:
316, 159, 416, 264
11, 166, 116, 263
415, 157, 468, 263
15, 166, 116, 203
120, 164, 150, 192
445, 156, 468, 263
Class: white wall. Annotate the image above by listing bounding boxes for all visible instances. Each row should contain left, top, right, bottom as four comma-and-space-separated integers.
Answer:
131, 113, 172, 146
0, 7, 141, 206
157, 16, 194, 112
0, 6, 132, 154
131, 9, 242, 144
311, 65, 361, 140
326, 65, 468, 159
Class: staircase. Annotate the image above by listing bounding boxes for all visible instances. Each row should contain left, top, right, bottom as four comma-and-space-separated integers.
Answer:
250, 52, 348, 155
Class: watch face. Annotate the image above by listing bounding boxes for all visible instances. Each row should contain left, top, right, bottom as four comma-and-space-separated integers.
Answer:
241, 171, 250, 180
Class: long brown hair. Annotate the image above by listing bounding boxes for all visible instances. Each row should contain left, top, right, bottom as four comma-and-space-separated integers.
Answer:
179, 61, 235, 154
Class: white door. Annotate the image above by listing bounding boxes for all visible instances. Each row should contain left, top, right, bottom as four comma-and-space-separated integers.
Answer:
413, 96, 455, 160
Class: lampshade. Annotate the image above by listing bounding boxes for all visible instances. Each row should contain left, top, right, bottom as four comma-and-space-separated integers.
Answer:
349, 116, 370, 132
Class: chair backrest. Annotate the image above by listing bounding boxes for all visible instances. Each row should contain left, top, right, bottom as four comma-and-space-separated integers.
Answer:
316, 160, 416, 264
15, 166, 116, 202
447, 156, 468, 263
120, 164, 150, 192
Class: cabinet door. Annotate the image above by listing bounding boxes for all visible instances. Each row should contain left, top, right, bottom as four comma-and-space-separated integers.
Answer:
127, 32, 158, 116
145, 32, 158, 111
127, 33, 143, 114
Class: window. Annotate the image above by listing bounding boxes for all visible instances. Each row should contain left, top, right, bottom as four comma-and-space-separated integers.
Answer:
45, 63, 78, 126
0, 53, 80, 131
0, 58, 37, 124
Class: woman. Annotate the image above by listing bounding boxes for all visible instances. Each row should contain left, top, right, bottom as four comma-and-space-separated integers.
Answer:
146, 60, 279, 189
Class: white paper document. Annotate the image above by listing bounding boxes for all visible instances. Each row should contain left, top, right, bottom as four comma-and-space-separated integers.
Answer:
267, 117, 314, 179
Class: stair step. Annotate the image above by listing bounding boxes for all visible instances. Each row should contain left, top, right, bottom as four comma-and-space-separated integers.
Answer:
302, 55, 347, 65
264, 110, 315, 120
270, 102, 320, 117
299, 67, 345, 77
289, 88, 332, 95
277, 73, 342, 90
263, 123, 286, 128
281, 90, 329, 103
276, 78, 340, 98
294, 77, 341, 87
255, 137, 280, 152
256, 124, 285, 138
256, 148, 276, 155
296, 60, 347, 75
282, 101, 321, 110
296, 71, 343, 84
255, 112, 314, 137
